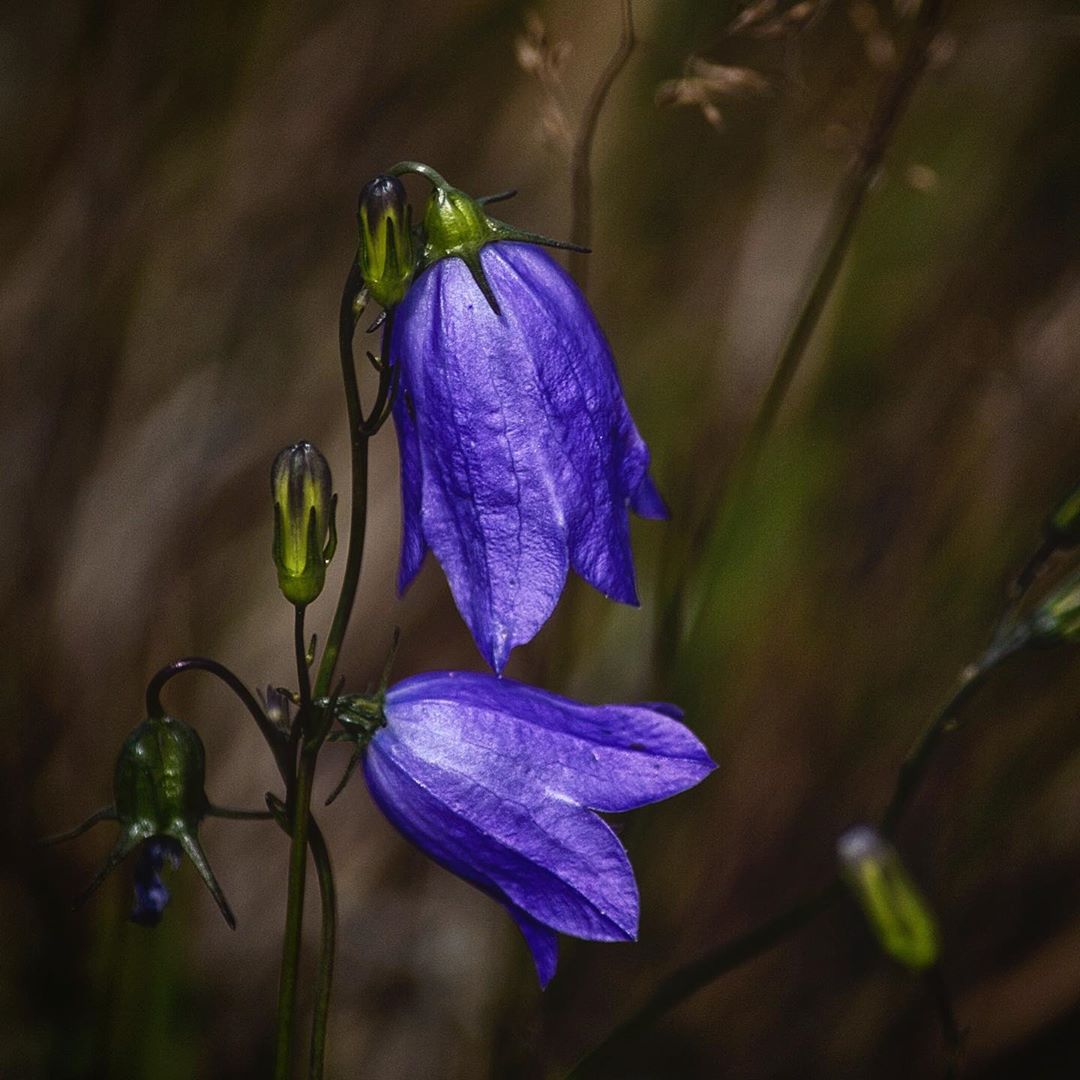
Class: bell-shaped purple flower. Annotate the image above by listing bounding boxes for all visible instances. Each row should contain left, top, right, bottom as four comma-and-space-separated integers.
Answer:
361, 671, 714, 986
391, 238, 667, 672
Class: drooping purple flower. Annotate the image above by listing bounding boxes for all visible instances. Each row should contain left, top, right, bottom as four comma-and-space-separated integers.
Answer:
391, 235, 667, 673
360, 671, 714, 986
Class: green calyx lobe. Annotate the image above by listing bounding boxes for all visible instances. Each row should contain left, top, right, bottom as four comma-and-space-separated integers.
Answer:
385, 160, 588, 317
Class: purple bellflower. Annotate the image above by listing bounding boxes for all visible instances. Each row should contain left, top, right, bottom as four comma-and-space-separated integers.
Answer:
387, 171, 667, 672
353, 670, 714, 986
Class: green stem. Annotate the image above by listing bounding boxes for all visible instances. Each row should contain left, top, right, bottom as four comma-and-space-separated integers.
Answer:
666, 0, 948, 660
295, 606, 312, 708
308, 818, 337, 1080
274, 749, 316, 1080
312, 262, 384, 704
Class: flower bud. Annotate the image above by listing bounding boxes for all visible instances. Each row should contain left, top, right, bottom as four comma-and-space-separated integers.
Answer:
1029, 567, 1080, 644
1048, 480, 1080, 547
271, 441, 337, 607
358, 175, 414, 309
837, 826, 940, 970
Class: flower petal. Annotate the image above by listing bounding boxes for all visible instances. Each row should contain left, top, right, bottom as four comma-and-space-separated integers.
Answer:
392, 381, 429, 592
508, 905, 560, 987
393, 257, 570, 671
390, 241, 669, 669
365, 725, 639, 942
386, 672, 715, 813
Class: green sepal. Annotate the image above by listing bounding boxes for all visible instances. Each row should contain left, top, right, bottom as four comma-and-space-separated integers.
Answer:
386, 161, 586, 317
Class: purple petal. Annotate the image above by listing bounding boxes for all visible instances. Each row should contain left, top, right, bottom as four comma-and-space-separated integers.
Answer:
365, 725, 639, 941
364, 673, 714, 986
390, 241, 668, 669
392, 381, 429, 592
386, 672, 715, 813
509, 905, 560, 987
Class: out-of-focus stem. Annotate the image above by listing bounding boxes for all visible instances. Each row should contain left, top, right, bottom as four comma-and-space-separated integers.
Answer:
568, 0, 635, 288
566, 619, 1024, 1078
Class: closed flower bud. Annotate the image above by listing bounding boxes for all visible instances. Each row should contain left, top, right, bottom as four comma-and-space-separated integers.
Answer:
271, 441, 337, 607
358, 175, 414, 309
837, 826, 940, 970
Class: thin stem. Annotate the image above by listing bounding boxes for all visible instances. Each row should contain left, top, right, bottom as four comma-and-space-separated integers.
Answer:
742, 0, 946, 463
39, 806, 117, 846
565, 884, 838, 1078
312, 262, 377, 704
274, 750, 316, 1080
566, 614, 1020, 1076
568, 0, 635, 287
308, 818, 337, 1080
881, 628, 1027, 838
295, 606, 312, 709
145, 657, 290, 783
207, 806, 276, 820
667, 0, 949, 660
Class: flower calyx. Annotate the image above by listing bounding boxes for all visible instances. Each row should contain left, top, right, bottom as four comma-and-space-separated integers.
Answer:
54, 713, 238, 929
387, 160, 587, 316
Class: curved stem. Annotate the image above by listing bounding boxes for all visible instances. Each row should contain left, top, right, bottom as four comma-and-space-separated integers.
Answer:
145, 657, 290, 783
312, 261, 372, 704
39, 806, 117, 846
308, 818, 337, 1080
568, 0, 635, 287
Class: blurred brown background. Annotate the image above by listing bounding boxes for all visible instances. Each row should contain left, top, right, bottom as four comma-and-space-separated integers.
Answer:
4, 0, 1080, 1076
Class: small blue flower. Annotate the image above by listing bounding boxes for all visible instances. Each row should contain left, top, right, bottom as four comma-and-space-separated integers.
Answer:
360, 671, 714, 986
391, 240, 667, 671
131, 837, 183, 926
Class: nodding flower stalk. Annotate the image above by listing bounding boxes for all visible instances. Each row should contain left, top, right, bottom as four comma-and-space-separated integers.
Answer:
271, 441, 337, 608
